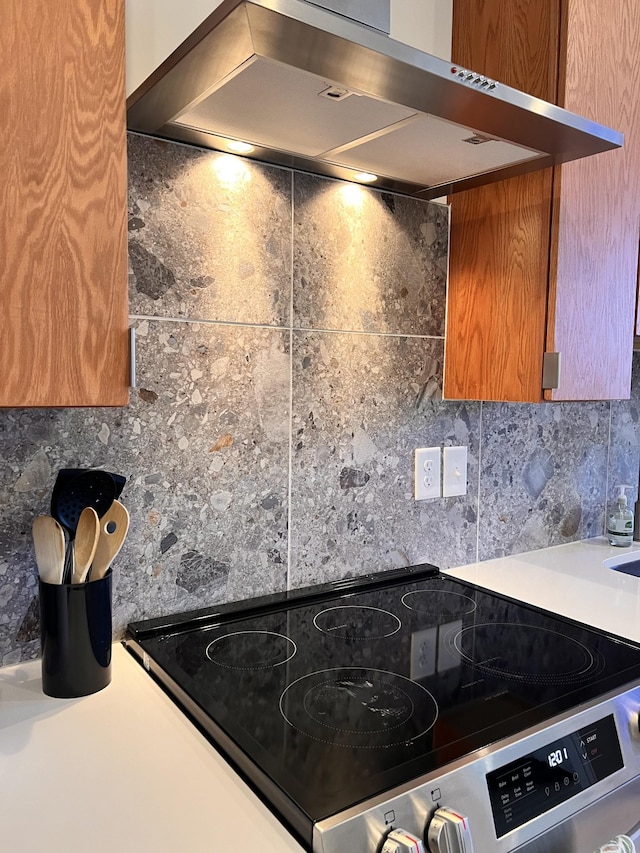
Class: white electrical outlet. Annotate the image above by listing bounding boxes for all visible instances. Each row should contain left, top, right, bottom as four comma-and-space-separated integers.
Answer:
414, 447, 441, 499
443, 446, 467, 497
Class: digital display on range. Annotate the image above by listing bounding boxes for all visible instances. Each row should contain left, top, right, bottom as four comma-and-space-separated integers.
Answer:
486, 714, 623, 838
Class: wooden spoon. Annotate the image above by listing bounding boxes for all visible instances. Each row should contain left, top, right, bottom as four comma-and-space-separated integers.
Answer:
32, 516, 66, 584
90, 500, 130, 580
72, 506, 100, 584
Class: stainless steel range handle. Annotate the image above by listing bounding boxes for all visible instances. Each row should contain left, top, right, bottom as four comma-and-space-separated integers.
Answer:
427, 807, 474, 853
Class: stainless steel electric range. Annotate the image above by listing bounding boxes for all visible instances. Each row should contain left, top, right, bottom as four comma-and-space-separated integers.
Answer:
125, 564, 640, 852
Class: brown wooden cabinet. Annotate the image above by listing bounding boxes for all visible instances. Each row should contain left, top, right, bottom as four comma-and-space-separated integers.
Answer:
444, 0, 640, 402
1, 0, 129, 407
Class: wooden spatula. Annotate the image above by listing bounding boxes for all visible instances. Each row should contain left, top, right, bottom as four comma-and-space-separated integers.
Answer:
32, 516, 66, 584
90, 500, 129, 580
72, 506, 100, 584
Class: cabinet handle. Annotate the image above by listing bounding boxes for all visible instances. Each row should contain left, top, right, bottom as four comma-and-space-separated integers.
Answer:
542, 352, 561, 389
129, 326, 136, 388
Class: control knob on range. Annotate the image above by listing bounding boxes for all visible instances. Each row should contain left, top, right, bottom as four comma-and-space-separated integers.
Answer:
380, 828, 425, 852
427, 807, 473, 853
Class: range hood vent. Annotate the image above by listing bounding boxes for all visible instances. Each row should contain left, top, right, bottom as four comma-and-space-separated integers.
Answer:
127, 0, 622, 199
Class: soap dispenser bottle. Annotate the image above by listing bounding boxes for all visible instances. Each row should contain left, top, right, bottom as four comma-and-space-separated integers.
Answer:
607, 485, 634, 547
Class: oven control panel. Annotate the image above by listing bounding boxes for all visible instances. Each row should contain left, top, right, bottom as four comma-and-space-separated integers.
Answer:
486, 714, 623, 838
315, 686, 640, 853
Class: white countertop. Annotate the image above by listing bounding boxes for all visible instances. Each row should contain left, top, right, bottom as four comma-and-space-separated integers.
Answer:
0, 643, 304, 853
444, 537, 640, 644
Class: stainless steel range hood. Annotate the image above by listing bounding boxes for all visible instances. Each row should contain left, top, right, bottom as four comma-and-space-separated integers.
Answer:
126, 0, 623, 199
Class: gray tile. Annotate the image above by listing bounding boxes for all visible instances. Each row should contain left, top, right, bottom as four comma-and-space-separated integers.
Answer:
289, 330, 479, 587
127, 134, 293, 326
113, 319, 291, 622
478, 401, 610, 560
0, 320, 290, 664
293, 173, 448, 336
0, 410, 72, 666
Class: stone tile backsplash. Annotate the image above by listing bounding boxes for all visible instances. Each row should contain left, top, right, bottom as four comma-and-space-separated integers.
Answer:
127, 138, 293, 326
478, 402, 610, 560
292, 172, 448, 336
289, 331, 479, 587
1, 132, 639, 665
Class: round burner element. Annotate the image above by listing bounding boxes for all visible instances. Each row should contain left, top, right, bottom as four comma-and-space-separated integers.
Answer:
280, 668, 438, 748
402, 589, 477, 620
206, 631, 297, 670
452, 623, 604, 685
313, 606, 401, 640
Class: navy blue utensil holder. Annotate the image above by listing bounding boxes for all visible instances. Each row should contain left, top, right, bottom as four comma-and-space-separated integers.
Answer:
38, 571, 112, 698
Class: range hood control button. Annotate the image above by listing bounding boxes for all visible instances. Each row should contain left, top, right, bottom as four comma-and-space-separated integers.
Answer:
427, 807, 473, 853
381, 828, 426, 853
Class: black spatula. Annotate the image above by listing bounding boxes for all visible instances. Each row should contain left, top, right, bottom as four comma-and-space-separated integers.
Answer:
51, 470, 117, 536
51, 469, 125, 511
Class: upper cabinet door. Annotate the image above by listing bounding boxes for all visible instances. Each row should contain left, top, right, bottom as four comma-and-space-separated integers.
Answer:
444, 0, 638, 402
546, 0, 640, 400
1, 0, 129, 407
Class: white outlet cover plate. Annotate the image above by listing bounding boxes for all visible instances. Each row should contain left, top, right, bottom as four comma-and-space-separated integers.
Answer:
414, 447, 441, 500
443, 445, 467, 497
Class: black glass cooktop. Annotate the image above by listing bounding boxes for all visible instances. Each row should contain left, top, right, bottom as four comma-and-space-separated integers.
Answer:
126, 564, 640, 847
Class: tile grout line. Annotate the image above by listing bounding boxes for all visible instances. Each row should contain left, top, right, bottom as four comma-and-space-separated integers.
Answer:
286, 171, 295, 591
476, 400, 484, 563
128, 313, 445, 341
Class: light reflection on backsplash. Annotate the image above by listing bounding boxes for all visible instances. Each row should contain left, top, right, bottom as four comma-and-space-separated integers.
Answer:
0, 132, 638, 666
209, 151, 254, 187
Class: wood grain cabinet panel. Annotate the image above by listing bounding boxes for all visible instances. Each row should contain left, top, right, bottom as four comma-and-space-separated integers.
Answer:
1, 0, 129, 407
444, 0, 639, 402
